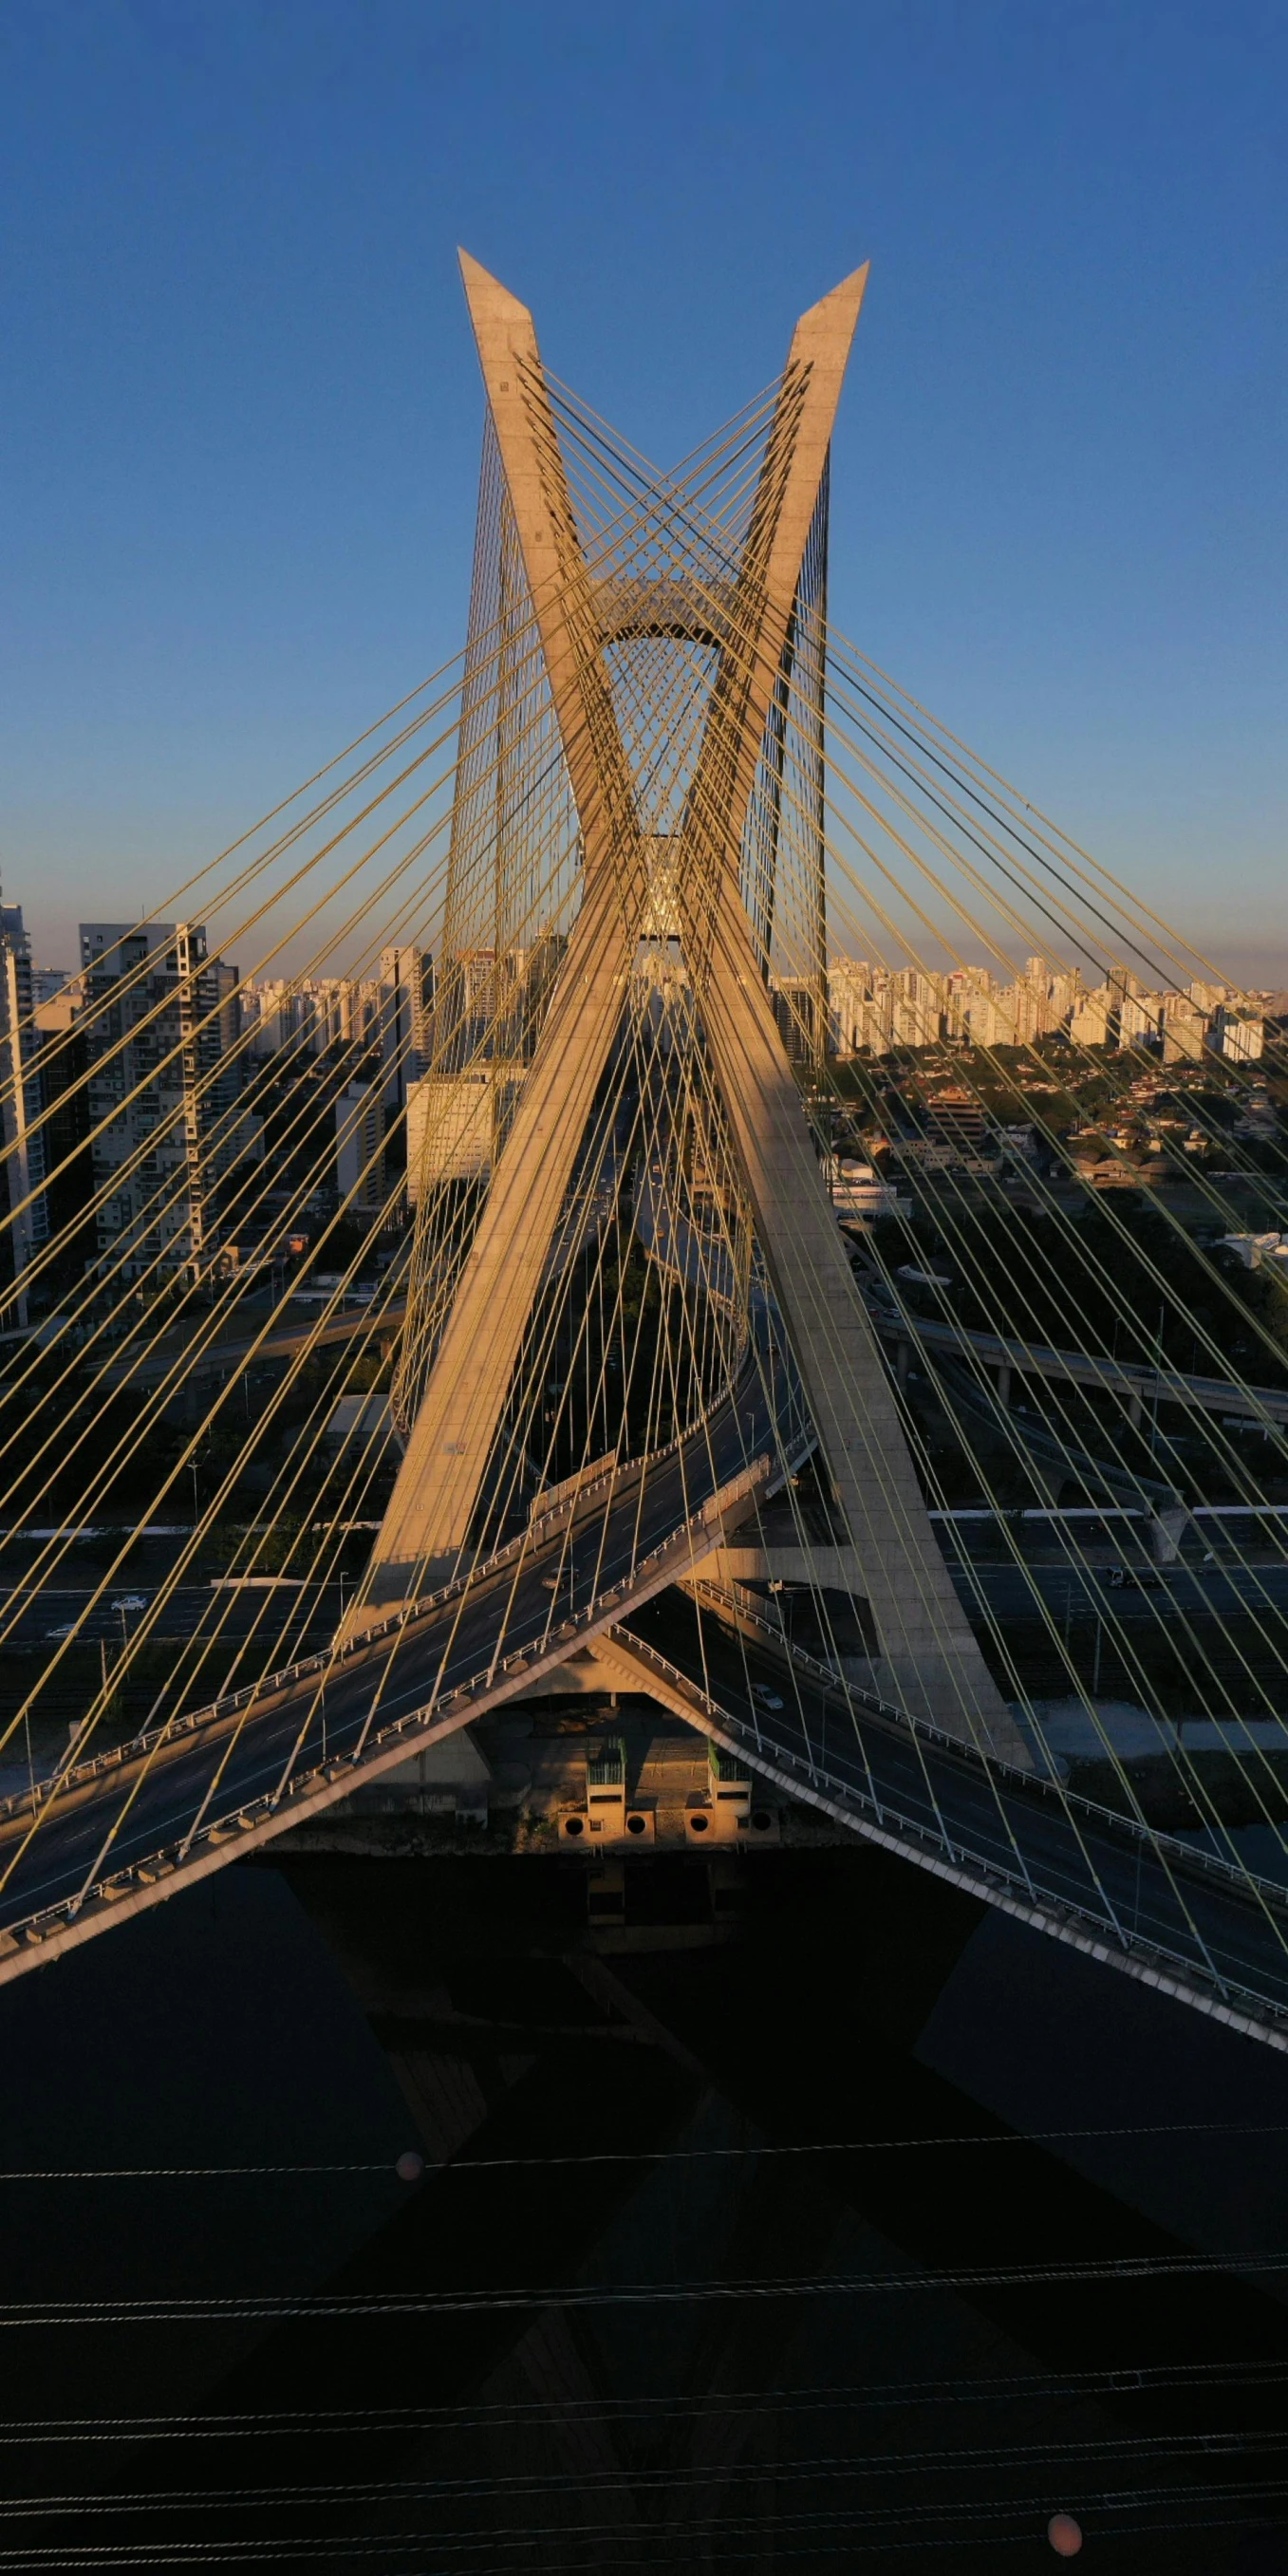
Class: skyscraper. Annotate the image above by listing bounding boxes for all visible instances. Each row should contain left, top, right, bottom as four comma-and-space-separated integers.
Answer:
78, 922, 260, 1286
0, 904, 47, 1325
378, 946, 435, 1105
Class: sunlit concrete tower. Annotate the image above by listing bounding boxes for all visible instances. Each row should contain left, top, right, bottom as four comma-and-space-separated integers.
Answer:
345, 252, 1026, 1764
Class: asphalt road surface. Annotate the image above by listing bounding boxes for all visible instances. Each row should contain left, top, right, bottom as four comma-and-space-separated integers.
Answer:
625, 1592, 1288, 2038
11, 1558, 1287, 1654
0, 1346, 790, 1935
4, 1583, 348, 1651
950, 1559, 1288, 1626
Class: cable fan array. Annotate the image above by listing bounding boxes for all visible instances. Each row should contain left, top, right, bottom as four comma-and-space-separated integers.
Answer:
0, 332, 1283, 2017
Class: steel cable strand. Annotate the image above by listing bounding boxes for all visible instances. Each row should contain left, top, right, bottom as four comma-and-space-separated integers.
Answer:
0, 1002, 435, 1851
0, 665, 499, 1239
773, 737, 1288, 1505
0, 636, 579, 1617
828, 619, 1271, 1013
809, 851, 1288, 1687
0, 637, 496, 1112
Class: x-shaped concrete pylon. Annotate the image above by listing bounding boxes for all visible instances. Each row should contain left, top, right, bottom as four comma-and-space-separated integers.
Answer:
360, 253, 1026, 1762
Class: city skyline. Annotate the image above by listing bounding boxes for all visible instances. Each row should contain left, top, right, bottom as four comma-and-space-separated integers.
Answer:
2, 26, 1287, 2571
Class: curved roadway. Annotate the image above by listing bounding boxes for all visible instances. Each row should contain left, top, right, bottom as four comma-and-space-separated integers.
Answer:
0, 1344, 789, 1957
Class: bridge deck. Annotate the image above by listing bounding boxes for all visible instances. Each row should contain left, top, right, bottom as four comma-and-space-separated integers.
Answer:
611, 1588, 1288, 2053
0, 1359, 788, 1974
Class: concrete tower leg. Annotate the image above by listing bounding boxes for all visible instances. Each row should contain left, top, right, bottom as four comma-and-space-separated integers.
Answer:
353, 259, 870, 1627
351, 254, 1029, 1766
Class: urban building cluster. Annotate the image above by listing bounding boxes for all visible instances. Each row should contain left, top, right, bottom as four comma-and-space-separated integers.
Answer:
0, 899, 1277, 1322
824, 956, 1268, 1064
0, 911, 441, 1313
241, 936, 568, 1204
0, 911, 576, 1314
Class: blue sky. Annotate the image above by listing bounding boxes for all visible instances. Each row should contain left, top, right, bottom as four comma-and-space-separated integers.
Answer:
1, 0, 1283, 977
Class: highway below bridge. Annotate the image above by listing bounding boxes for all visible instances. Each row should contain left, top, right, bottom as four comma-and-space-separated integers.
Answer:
952, 1559, 1288, 1626
85, 1262, 1288, 1432
858, 1275, 1288, 1428
9, 1557, 1288, 1653
98, 1294, 410, 1391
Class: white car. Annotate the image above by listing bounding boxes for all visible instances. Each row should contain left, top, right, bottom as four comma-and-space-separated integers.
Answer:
752, 1683, 785, 1711
111, 1595, 148, 1614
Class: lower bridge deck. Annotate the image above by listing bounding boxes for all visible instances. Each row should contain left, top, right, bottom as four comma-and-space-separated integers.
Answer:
608, 1589, 1288, 2053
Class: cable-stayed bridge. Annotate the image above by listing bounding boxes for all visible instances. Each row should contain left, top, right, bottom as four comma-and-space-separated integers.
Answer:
2, 253, 1287, 2052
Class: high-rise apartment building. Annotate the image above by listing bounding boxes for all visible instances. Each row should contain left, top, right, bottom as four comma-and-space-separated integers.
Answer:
378, 947, 435, 1104
1069, 988, 1113, 1048
78, 922, 260, 1285
335, 1076, 389, 1214
0, 905, 48, 1322
770, 974, 828, 1069
821, 948, 1261, 1070
1120, 994, 1162, 1048
1161, 999, 1206, 1064
1215, 1006, 1264, 1063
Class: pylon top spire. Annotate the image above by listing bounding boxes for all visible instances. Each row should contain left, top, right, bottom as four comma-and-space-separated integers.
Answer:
455, 246, 869, 435
457, 248, 540, 373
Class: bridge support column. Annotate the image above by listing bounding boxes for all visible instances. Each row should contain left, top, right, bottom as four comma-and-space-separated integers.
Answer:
1149, 1504, 1188, 1564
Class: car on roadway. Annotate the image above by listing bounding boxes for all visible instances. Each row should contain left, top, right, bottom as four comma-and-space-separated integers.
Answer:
1104, 1564, 1162, 1591
111, 1595, 148, 1614
751, 1682, 785, 1710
